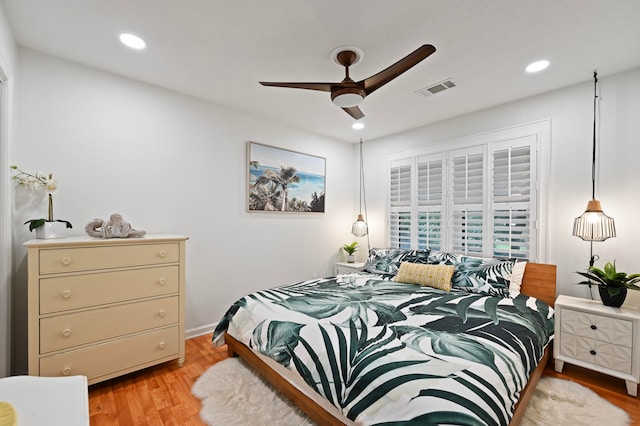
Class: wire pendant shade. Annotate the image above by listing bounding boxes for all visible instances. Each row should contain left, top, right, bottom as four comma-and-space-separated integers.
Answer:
573, 200, 616, 241
352, 214, 368, 237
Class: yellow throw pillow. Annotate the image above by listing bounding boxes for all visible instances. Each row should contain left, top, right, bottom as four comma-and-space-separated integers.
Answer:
394, 262, 455, 291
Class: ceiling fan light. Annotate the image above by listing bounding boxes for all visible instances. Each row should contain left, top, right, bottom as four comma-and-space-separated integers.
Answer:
332, 88, 365, 108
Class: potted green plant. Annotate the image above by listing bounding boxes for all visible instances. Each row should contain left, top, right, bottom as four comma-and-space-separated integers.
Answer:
11, 165, 72, 239
343, 241, 359, 263
577, 260, 640, 307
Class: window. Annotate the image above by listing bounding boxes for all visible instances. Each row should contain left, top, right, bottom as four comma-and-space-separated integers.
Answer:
388, 122, 548, 261
417, 154, 444, 251
389, 160, 412, 249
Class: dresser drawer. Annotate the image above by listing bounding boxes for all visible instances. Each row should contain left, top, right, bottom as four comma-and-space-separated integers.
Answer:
560, 332, 632, 374
40, 326, 179, 380
561, 308, 633, 347
40, 266, 179, 314
39, 243, 180, 274
40, 296, 179, 353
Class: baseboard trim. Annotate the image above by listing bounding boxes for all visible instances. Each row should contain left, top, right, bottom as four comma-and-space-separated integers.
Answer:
185, 323, 217, 340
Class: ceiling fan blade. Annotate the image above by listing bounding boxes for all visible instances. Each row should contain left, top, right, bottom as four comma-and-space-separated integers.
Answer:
361, 44, 436, 95
259, 81, 333, 92
343, 106, 364, 120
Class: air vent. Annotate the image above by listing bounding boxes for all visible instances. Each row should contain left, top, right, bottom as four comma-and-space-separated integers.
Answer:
416, 78, 456, 97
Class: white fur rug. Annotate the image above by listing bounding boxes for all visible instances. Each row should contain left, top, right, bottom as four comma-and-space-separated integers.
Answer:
192, 358, 630, 426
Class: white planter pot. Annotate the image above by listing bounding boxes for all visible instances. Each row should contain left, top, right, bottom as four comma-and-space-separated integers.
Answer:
347, 254, 355, 263
35, 221, 67, 239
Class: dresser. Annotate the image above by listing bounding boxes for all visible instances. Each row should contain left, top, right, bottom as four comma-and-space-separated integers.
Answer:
554, 294, 640, 396
25, 235, 188, 385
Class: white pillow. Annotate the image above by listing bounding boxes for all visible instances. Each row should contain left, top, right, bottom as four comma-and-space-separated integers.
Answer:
509, 261, 527, 297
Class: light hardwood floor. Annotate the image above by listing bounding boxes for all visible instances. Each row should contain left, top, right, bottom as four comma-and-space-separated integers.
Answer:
88, 334, 640, 425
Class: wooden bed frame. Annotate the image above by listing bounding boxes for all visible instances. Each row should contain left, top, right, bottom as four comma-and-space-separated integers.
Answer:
225, 262, 557, 426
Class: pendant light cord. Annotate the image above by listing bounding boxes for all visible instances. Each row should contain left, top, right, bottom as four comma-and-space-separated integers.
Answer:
591, 71, 598, 200
587, 71, 599, 300
359, 138, 370, 251
358, 138, 363, 214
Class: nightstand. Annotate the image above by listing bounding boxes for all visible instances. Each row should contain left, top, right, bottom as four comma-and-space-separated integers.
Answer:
554, 294, 640, 396
335, 262, 365, 275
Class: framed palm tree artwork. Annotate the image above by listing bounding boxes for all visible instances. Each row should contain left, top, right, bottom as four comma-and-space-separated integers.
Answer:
248, 141, 326, 212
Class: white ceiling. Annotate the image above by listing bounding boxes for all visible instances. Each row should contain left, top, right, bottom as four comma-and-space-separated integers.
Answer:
2, 0, 640, 143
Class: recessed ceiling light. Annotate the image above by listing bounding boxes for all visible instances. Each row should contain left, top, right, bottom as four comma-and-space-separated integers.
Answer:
119, 33, 146, 50
352, 122, 365, 130
525, 60, 550, 73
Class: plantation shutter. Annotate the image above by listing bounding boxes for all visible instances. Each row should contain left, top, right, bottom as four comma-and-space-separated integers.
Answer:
417, 154, 444, 250
492, 137, 534, 259
389, 160, 413, 248
451, 147, 484, 255
386, 122, 544, 260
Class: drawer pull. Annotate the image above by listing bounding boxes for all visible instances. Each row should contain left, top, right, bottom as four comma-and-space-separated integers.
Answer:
159, 250, 167, 258
61, 257, 72, 265
62, 290, 72, 299
159, 341, 166, 350
590, 324, 597, 330
158, 278, 167, 286
62, 328, 72, 337
590, 350, 597, 355
159, 309, 166, 318
62, 367, 72, 376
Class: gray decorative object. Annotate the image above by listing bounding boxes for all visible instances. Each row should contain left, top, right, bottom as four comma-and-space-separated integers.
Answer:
85, 213, 146, 238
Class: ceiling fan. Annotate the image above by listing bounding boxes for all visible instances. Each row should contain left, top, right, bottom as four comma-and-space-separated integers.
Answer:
259, 44, 436, 120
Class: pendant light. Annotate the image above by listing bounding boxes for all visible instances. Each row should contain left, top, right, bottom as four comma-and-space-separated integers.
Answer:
352, 138, 368, 237
572, 71, 616, 267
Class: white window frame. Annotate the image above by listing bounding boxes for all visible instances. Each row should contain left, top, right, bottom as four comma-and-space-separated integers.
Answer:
387, 120, 550, 262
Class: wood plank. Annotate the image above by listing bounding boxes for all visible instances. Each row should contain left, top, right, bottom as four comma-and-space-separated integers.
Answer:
521, 262, 557, 307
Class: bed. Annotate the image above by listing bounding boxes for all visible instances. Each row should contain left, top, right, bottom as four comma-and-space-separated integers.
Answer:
213, 249, 556, 426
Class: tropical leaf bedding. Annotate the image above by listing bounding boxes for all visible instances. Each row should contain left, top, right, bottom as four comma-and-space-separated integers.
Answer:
212, 272, 554, 426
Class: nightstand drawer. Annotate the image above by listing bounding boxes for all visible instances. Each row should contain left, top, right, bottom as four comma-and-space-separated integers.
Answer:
560, 332, 632, 374
40, 296, 179, 353
39, 266, 179, 314
561, 308, 633, 347
39, 243, 180, 274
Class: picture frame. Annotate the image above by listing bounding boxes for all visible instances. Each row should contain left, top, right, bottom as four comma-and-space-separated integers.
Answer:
247, 141, 325, 213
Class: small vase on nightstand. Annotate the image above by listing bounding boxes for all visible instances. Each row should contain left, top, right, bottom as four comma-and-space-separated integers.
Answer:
347, 254, 355, 263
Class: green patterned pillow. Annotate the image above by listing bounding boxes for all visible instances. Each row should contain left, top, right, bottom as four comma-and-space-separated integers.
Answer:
364, 248, 430, 276
426, 251, 515, 297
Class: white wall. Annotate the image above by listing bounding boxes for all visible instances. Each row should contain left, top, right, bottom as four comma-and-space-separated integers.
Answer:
364, 67, 640, 303
0, 1, 17, 378
10, 48, 357, 373
8, 44, 640, 373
